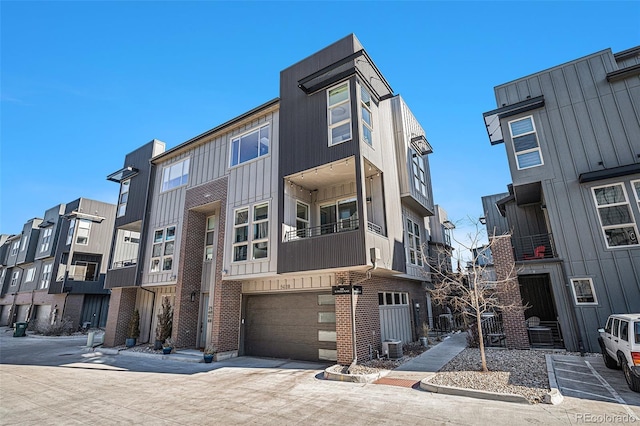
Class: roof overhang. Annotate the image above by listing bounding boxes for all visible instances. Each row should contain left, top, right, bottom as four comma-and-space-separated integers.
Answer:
482, 96, 545, 145
579, 163, 640, 183
64, 211, 105, 223
107, 166, 139, 183
38, 220, 55, 228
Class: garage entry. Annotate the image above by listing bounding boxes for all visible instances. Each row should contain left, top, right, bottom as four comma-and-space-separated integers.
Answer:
244, 292, 336, 362
0, 305, 11, 326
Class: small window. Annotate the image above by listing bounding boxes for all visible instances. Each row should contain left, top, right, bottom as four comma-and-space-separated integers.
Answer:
117, 179, 130, 217
318, 312, 336, 323
379, 292, 409, 306
204, 215, 215, 261
508, 116, 543, 170
327, 82, 352, 146
620, 321, 629, 342
233, 208, 249, 262
570, 278, 598, 305
10, 271, 19, 286
633, 180, 640, 210
161, 158, 190, 192
318, 330, 337, 342
318, 294, 335, 305
230, 124, 270, 167
10, 241, 19, 256
635, 322, 640, 344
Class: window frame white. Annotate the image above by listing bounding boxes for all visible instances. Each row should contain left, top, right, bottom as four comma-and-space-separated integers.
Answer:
508, 115, 544, 170
149, 225, 176, 273
25, 267, 36, 283
76, 219, 92, 245
570, 278, 598, 305
327, 81, 352, 146
232, 203, 270, 262
10, 270, 19, 286
406, 218, 423, 266
252, 203, 269, 260
40, 227, 53, 253
204, 215, 215, 261
40, 263, 52, 289
10, 241, 19, 256
232, 208, 250, 262
632, 180, 640, 210
295, 201, 310, 238
161, 158, 190, 192
378, 291, 409, 306
117, 179, 131, 217
411, 148, 428, 197
360, 85, 373, 146
66, 219, 76, 245
20, 236, 28, 252
591, 182, 639, 249
229, 124, 270, 168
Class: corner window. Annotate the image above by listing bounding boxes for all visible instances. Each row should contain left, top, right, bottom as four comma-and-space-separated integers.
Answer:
407, 218, 423, 266
360, 86, 373, 146
40, 264, 52, 289
232, 203, 269, 262
76, 219, 91, 245
40, 228, 53, 253
412, 148, 428, 197
117, 179, 130, 217
509, 116, 543, 170
150, 226, 176, 272
570, 278, 598, 305
25, 267, 36, 283
66, 219, 76, 245
161, 158, 190, 192
230, 124, 270, 167
327, 82, 352, 146
592, 183, 639, 248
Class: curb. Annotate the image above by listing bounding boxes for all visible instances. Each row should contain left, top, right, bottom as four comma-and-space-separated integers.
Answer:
324, 368, 390, 383
420, 378, 531, 404
544, 354, 564, 405
90, 346, 205, 364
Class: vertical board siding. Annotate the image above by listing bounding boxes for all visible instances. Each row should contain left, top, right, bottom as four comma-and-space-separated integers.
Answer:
379, 305, 411, 344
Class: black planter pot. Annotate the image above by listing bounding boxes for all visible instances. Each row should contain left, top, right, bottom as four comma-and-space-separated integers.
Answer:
125, 338, 136, 348
162, 347, 172, 354
203, 354, 214, 363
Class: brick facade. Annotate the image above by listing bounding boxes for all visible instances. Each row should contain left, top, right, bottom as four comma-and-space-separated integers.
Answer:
491, 235, 530, 350
103, 287, 137, 347
334, 271, 427, 365
211, 281, 242, 352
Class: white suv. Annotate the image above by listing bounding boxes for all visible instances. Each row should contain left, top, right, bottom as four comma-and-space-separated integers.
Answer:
598, 313, 640, 392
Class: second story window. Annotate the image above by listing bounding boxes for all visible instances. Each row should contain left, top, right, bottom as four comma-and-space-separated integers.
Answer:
412, 149, 427, 197
40, 228, 53, 253
233, 208, 249, 261
10, 241, 19, 256
360, 86, 373, 146
592, 183, 639, 248
161, 158, 190, 192
230, 124, 270, 167
117, 179, 130, 217
509, 116, 543, 170
76, 219, 91, 245
406, 218, 423, 266
150, 226, 176, 273
327, 82, 352, 146
40, 264, 52, 289
233, 203, 270, 261
252, 204, 269, 259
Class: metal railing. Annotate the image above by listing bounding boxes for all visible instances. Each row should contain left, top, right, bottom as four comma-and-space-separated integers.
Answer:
367, 221, 383, 235
283, 218, 359, 241
512, 233, 556, 261
111, 259, 138, 269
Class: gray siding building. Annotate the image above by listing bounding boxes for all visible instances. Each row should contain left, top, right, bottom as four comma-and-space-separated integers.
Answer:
482, 46, 640, 352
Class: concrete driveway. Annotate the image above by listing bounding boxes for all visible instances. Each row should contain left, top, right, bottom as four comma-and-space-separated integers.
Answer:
1, 329, 639, 425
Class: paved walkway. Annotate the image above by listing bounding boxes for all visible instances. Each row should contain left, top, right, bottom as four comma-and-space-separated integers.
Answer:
375, 332, 467, 386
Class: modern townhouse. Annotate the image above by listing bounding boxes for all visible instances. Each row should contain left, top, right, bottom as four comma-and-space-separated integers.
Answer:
0, 198, 116, 330
103, 34, 450, 364
481, 46, 640, 352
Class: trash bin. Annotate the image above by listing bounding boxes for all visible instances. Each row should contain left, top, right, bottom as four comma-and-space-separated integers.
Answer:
13, 322, 28, 337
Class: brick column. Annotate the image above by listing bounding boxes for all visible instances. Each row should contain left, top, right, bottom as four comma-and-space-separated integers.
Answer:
334, 272, 353, 365
210, 281, 242, 353
491, 235, 530, 349
103, 287, 138, 347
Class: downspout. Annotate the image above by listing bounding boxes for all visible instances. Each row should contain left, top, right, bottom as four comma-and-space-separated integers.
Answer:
348, 256, 378, 372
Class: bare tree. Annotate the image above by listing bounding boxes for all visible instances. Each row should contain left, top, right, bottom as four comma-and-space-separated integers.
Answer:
426, 219, 522, 372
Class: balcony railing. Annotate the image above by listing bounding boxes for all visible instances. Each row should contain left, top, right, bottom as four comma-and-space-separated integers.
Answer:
284, 218, 359, 242
512, 233, 556, 261
367, 221, 383, 235
111, 259, 138, 269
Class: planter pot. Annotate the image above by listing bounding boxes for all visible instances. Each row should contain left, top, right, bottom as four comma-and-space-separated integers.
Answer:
162, 347, 172, 355
419, 337, 429, 348
203, 354, 214, 363
154, 339, 163, 350
125, 338, 137, 348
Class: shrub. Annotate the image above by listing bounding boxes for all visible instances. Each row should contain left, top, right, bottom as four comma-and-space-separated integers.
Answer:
31, 317, 74, 336
128, 309, 140, 339
156, 298, 173, 342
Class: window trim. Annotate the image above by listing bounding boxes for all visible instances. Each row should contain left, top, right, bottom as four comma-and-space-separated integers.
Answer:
25, 267, 36, 283
232, 207, 250, 262
161, 158, 190, 193
378, 291, 409, 306
40, 227, 53, 253
117, 179, 131, 218
149, 225, 176, 273
232, 202, 270, 262
570, 278, 598, 305
327, 81, 352, 146
411, 148, 428, 197
40, 263, 52, 289
508, 115, 544, 170
632, 180, 640, 210
360, 85, 373, 146
10, 241, 19, 256
76, 219, 92, 245
406, 218, 423, 266
591, 182, 639, 249
229, 123, 270, 168
204, 215, 216, 261
296, 201, 310, 237
10, 270, 19, 286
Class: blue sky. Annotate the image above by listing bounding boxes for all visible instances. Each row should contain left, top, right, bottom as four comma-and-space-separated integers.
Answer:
2, 1, 639, 249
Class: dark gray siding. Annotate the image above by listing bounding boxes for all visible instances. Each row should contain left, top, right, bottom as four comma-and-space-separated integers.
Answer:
481, 193, 510, 236
16, 219, 42, 265
34, 204, 65, 261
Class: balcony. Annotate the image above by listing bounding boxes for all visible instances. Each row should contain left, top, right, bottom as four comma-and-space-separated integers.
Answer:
284, 218, 359, 242
513, 234, 557, 262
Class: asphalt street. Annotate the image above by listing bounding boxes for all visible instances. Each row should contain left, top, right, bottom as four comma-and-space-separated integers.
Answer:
1, 329, 639, 425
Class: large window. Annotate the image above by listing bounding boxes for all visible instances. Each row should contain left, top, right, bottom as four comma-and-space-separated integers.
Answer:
360, 85, 373, 146
327, 82, 352, 146
150, 226, 176, 272
320, 198, 358, 234
40, 228, 53, 253
76, 219, 91, 245
509, 116, 543, 170
232, 203, 270, 262
412, 149, 428, 197
592, 183, 639, 248
407, 218, 423, 266
117, 179, 130, 217
161, 158, 190, 192
570, 278, 598, 305
230, 124, 270, 167
40, 264, 52, 289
